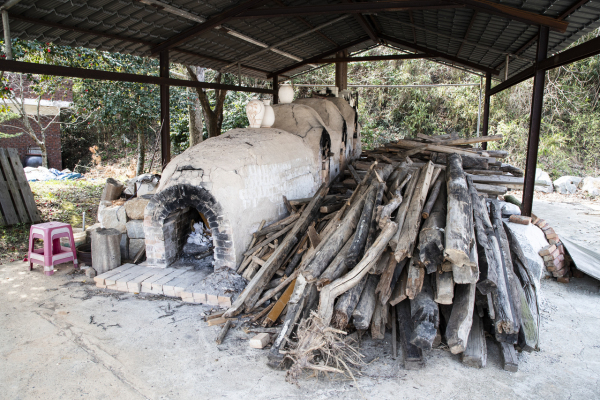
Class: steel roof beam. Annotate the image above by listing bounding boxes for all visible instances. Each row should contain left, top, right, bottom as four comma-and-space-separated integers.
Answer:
380, 34, 500, 75
313, 54, 435, 62
0, 59, 275, 94
150, 0, 271, 55
455, 0, 568, 32
268, 36, 371, 77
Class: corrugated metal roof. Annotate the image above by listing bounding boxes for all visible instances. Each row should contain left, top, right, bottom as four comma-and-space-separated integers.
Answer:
5, 0, 600, 80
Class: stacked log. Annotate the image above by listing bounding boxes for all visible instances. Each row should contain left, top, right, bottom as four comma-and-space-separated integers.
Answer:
220, 134, 544, 375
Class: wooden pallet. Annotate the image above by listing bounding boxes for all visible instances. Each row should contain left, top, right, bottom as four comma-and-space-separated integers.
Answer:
93, 264, 234, 308
0, 148, 41, 226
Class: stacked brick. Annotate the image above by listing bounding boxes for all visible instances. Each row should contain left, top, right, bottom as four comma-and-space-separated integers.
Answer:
536, 218, 570, 283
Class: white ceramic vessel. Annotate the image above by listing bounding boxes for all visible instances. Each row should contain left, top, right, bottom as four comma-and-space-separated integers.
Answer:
261, 99, 275, 128
278, 84, 294, 103
246, 98, 265, 128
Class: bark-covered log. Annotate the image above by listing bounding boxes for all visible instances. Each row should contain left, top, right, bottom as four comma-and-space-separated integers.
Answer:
461, 312, 487, 368
100, 178, 124, 201
445, 283, 476, 354
389, 168, 420, 250
417, 184, 447, 274
351, 274, 380, 330
345, 183, 378, 269
409, 274, 439, 351
284, 248, 305, 277
395, 161, 435, 262
332, 274, 368, 329
445, 154, 474, 270
365, 182, 386, 251
389, 260, 409, 306
317, 232, 355, 288
467, 176, 501, 294
421, 175, 443, 219
396, 299, 425, 369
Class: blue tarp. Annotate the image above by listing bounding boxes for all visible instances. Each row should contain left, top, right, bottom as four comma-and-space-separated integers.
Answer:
24, 167, 83, 182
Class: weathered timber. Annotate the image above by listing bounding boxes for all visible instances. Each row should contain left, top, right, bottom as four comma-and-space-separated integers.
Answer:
395, 161, 435, 262
370, 249, 390, 275
389, 168, 420, 250
418, 184, 447, 274
284, 248, 305, 277
438, 134, 503, 146
317, 232, 355, 287
445, 154, 476, 275
467, 177, 501, 294
352, 274, 380, 330
101, 178, 124, 201
332, 274, 368, 329
405, 256, 425, 300
345, 183, 378, 269
264, 279, 296, 327
302, 189, 368, 281
461, 155, 489, 170
461, 312, 487, 368
409, 274, 439, 351
500, 163, 524, 177
488, 200, 518, 338
469, 174, 545, 190
446, 283, 476, 354
396, 299, 425, 369
225, 185, 327, 317
375, 251, 400, 304
477, 150, 508, 159
389, 261, 409, 306
499, 342, 518, 372
370, 301, 387, 339
474, 183, 507, 196
421, 175, 443, 219
466, 169, 507, 176
215, 320, 233, 345
347, 164, 362, 185
91, 228, 122, 274
318, 220, 398, 325
433, 269, 454, 305
346, 161, 377, 209
378, 187, 403, 229
244, 222, 294, 256
365, 182, 386, 251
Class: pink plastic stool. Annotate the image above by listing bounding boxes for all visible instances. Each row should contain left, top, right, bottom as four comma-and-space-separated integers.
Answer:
28, 222, 79, 275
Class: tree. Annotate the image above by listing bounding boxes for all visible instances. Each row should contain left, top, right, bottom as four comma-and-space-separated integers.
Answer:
186, 66, 227, 138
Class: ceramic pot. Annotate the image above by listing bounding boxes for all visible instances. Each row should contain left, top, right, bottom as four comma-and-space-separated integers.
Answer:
246, 98, 265, 128
261, 100, 275, 128
278, 84, 294, 104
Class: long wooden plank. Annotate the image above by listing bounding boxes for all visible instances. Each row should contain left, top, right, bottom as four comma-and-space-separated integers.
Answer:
437, 135, 503, 146
0, 149, 29, 223
0, 174, 18, 225
6, 148, 41, 222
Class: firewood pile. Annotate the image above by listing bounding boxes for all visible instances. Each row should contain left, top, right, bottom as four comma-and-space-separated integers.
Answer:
221, 133, 540, 377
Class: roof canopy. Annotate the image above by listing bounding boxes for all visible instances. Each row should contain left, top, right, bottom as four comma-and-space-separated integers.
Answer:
5, 0, 600, 81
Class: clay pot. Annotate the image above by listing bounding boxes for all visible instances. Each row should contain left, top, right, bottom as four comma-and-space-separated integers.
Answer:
261, 100, 275, 128
278, 84, 294, 104
246, 98, 265, 128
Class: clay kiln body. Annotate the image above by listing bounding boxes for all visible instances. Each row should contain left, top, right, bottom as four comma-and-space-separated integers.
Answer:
144, 100, 359, 269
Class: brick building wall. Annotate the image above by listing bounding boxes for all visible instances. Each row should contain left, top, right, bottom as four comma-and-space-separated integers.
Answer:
0, 76, 73, 170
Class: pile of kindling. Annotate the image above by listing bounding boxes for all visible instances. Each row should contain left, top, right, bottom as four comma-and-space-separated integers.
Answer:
222, 133, 539, 375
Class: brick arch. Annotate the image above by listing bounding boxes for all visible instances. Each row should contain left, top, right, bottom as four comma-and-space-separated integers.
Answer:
143, 184, 234, 269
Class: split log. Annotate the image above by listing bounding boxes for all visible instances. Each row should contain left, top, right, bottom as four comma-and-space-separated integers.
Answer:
365, 182, 386, 251
396, 299, 424, 369
378, 188, 402, 229
395, 161, 435, 262
473, 183, 507, 196
445, 283, 476, 354
317, 232, 355, 287
452, 205, 480, 284
101, 178, 124, 201
370, 301, 387, 339
421, 175, 443, 219
461, 312, 487, 368
215, 320, 233, 345
417, 183, 447, 274
432, 269, 454, 305
225, 185, 328, 317
467, 176, 501, 294
318, 220, 398, 325
332, 275, 368, 329
91, 228, 122, 274
302, 189, 369, 281
445, 154, 476, 275
352, 274, 380, 330
409, 274, 439, 351
345, 183, 378, 268
389, 261, 409, 306
370, 249, 389, 275
499, 342, 518, 372
374, 252, 401, 304
405, 256, 425, 300
488, 200, 518, 339
284, 248, 305, 277
389, 167, 420, 250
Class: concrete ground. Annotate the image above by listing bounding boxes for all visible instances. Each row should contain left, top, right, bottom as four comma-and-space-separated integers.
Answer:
1, 200, 600, 400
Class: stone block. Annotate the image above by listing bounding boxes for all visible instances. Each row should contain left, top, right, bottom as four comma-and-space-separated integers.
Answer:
581, 176, 600, 196
126, 220, 145, 239
553, 176, 582, 194
534, 169, 553, 193
100, 205, 127, 233
129, 239, 145, 258
125, 195, 152, 220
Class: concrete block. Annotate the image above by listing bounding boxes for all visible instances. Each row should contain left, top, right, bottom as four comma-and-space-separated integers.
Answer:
125, 195, 152, 220
100, 205, 127, 233
126, 220, 145, 239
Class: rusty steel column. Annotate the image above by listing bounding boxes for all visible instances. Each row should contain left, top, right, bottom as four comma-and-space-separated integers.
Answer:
481, 72, 491, 150
272, 74, 279, 104
160, 50, 170, 169
522, 26, 549, 217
